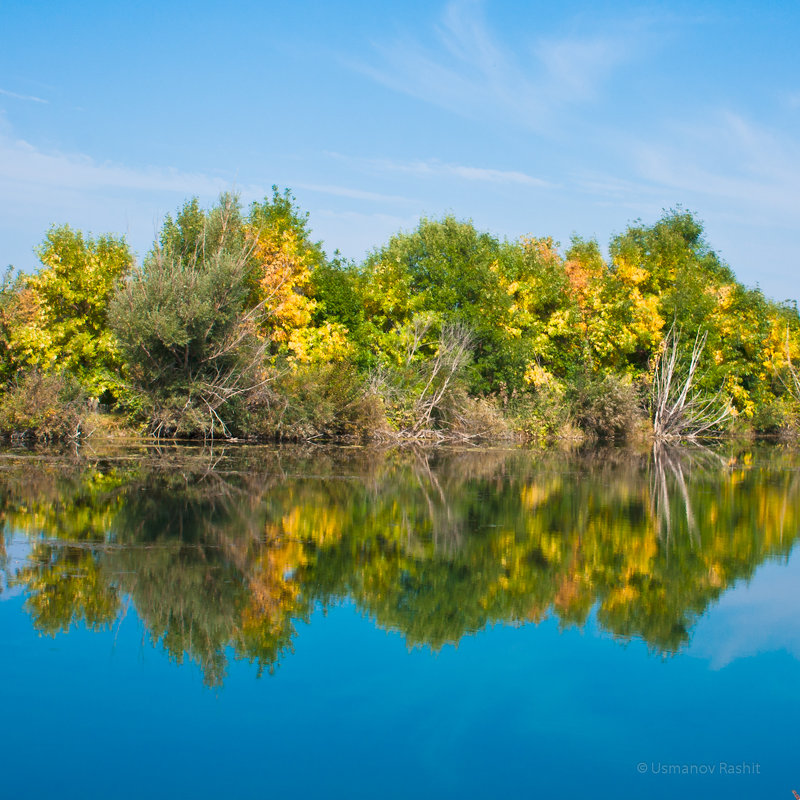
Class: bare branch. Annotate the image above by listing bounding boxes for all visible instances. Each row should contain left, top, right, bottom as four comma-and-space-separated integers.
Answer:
652, 326, 731, 440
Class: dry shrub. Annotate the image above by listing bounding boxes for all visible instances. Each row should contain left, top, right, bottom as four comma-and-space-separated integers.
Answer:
442, 389, 513, 441
507, 389, 571, 443
571, 373, 644, 442
247, 362, 387, 441
0, 371, 87, 440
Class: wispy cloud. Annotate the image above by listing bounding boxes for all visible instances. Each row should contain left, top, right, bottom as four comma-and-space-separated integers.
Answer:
631, 111, 800, 224
535, 36, 624, 103
329, 152, 553, 187
568, 108, 800, 229
0, 87, 48, 104
0, 128, 266, 266
0, 130, 260, 196
350, 0, 640, 133
296, 182, 414, 204
443, 163, 550, 185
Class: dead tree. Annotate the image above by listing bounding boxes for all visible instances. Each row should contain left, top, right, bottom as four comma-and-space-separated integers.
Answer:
783, 329, 800, 403
652, 327, 731, 440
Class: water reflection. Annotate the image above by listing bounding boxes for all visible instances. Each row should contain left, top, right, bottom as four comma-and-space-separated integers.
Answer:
2, 443, 798, 685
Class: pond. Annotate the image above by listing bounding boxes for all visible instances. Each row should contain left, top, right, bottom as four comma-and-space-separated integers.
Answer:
1, 442, 798, 798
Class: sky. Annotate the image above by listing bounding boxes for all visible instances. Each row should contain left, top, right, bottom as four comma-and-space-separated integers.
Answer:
0, 0, 798, 303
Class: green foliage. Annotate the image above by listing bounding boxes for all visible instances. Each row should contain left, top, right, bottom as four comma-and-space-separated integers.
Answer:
310, 256, 367, 359
6, 198, 800, 442
359, 216, 516, 392
504, 236, 585, 382
109, 194, 265, 436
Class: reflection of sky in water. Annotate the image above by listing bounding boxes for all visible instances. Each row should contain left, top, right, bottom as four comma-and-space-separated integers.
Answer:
1, 447, 800, 799
689, 545, 800, 668
0, 532, 30, 600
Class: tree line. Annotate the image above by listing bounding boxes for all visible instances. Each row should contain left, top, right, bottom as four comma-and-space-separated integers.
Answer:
1, 188, 798, 441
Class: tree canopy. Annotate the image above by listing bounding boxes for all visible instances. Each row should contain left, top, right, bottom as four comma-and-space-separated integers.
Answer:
1, 196, 799, 441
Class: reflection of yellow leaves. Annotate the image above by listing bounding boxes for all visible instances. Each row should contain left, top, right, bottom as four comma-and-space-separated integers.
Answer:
520, 483, 551, 510
607, 584, 639, 609
538, 533, 563, 564
707, 564, 724, 588
240, 535, 307, 639
630, 534, 658, 574
280, 505, 346, 545
15, 550, 119, 633
10, 447, 800, 668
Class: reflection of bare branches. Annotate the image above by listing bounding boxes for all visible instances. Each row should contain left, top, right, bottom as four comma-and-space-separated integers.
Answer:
652, 445, 673, 543
650, 442, 730, 544
411, 449, 464, 555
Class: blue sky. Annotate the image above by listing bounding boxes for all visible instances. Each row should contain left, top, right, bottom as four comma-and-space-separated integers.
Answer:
1, 0, 798, 302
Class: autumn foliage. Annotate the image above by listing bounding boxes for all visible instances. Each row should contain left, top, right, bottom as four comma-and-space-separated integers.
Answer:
0, 193, 798, 441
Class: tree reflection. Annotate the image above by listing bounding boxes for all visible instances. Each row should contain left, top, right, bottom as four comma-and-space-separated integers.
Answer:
3, 444, 799, 684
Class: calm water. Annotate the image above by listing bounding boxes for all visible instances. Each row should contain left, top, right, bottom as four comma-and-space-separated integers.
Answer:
1, 442, 798, 798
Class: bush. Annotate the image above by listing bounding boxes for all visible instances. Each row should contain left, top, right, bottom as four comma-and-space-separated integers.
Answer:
750, 398, 790, 435
505, 363, 576, 443
571, 373, 644, 442
441, 389, 513, 441
509, 388, 572, 443
0, 371, 87, 440
244, 362, 387, 441
367, 320, 474, 436
109, 196, 267, 438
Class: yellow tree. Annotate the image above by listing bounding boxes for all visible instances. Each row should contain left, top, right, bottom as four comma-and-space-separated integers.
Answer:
21, 226, 132, 396
246, 189, 351, 364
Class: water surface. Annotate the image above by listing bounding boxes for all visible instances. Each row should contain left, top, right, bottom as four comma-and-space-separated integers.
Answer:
1, 443, 798, 798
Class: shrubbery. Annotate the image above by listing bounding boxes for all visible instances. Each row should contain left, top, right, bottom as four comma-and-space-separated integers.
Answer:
1, 194, 799, 443
0, 371, 87, 440
109, 195, 265, 437
570, 373, 644, 443
249, 362, 386, 441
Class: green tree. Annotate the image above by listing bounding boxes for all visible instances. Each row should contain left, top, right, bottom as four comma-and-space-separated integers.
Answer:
110, 194, 267, 436
606, 209, 800, 424
359, 216, 519, 392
